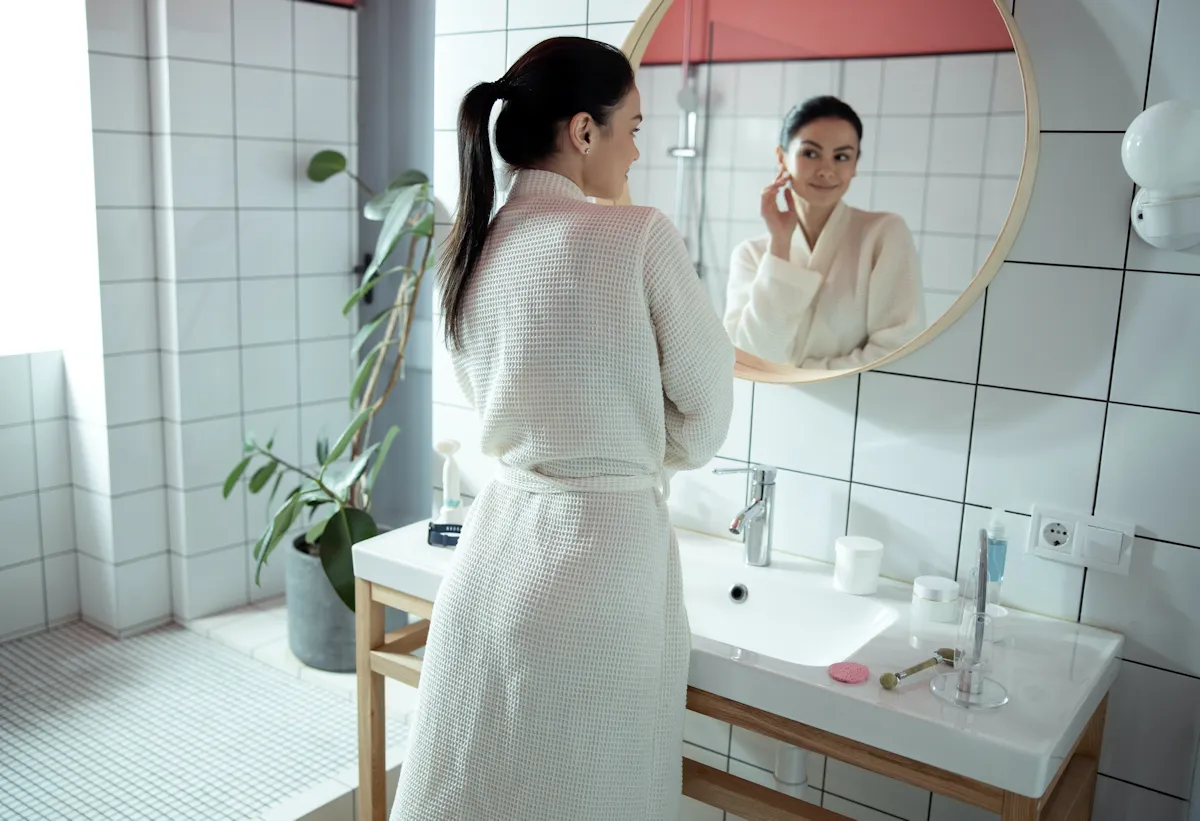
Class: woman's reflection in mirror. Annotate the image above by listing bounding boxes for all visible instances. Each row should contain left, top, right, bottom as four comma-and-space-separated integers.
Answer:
724, 96, 925, 369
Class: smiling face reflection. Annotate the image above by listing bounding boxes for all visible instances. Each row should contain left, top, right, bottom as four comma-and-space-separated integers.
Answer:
779, 117, 860, 209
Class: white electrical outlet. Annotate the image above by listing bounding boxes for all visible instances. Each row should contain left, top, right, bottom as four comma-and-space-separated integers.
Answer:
1027, 505, 1136, 575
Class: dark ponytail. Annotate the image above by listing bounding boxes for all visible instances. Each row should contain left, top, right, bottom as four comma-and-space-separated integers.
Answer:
439, 37, 635, 350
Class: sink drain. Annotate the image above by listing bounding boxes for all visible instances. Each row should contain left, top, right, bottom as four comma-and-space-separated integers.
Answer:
729, 583, 749, 604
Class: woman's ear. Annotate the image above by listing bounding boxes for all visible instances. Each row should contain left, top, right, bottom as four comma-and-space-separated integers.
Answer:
568, 112, 594, 155
775, 145, 787, 173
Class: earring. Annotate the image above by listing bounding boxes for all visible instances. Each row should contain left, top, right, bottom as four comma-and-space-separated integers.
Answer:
584, 147, 591, 155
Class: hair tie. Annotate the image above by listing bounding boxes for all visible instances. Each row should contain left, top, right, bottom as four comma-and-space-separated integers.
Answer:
490, 79, 512, 97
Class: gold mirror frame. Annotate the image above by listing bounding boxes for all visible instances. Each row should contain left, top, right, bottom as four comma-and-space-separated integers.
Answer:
619, 0, 1041, 384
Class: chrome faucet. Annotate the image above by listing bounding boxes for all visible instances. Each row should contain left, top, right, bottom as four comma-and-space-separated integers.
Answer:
713, 465, 777, 567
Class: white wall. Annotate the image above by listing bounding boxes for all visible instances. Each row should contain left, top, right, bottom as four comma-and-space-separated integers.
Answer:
85, 0, 360, 625
0, 0, 361, 640
431, 0, 1200, 818
0, 0, 97, 642
0, 353, 79, 642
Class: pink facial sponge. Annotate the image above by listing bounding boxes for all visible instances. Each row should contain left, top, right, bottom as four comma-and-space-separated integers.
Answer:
828, 662, 870, 684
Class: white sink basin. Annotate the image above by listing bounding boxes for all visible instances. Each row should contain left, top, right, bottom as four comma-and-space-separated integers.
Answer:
678, 530, 899, 668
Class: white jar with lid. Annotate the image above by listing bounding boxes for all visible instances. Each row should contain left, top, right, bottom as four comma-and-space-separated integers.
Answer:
833, 536, 884, 595
911, 576, 961, 623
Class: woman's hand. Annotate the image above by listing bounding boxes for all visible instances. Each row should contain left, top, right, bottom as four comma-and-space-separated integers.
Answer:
761, 168, 798, 261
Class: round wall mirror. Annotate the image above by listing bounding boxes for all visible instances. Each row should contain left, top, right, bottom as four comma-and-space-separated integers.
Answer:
620, 0, 1039, 383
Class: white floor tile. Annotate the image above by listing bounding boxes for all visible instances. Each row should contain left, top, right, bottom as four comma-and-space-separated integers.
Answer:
0, 621, 409, 819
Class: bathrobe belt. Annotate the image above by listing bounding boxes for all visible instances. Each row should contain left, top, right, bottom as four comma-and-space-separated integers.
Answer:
496, 464, 673, 502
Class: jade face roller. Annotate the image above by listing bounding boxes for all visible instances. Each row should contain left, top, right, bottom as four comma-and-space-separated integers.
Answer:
879, 648, 957, 690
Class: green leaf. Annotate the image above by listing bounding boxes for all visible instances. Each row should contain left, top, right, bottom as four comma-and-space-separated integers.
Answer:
306, 514, 333, 545
362, 185, 422, 281
333, 443, 380, 497
223, 456, 252, 499
267, 472, 285, 506
324, 408, 373, 467
248, 462, 277, 494
352, 306, 398, 356
350, 345, 383, 407
254, 495, 304, 585
411, 212, 435, 238
316, 436, 330, 465
390, 169, 429, 188
317, 508, 378, 610
307, 150, 347, 182
342, 264, 413, 316
365, 425, 400, 496
363, 187, 405, 222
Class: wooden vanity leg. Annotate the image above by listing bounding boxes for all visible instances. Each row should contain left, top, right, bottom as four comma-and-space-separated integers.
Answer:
1073, 697, 1107, 820
1001, 793, 1039, 820
356, 578, 387, 821
1001, 697, 1108, 821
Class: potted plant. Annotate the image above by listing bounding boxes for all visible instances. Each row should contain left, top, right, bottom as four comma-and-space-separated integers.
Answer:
222, 150, 435, 672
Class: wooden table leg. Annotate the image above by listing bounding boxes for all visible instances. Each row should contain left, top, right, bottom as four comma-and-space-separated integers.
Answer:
1002, 698, 1108, 821
357, 578, 387, 821
1001, 792, 1040, 820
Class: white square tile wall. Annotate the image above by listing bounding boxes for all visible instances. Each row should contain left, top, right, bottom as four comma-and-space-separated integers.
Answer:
430, 2, 1200, 819
0, 353, 78, 642
58, 0, 363, 629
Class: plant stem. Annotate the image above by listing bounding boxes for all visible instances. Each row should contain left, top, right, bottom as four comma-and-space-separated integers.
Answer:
361, 234, 431, 461
376, 233, 433, 411
254, 445, 340, 501
347, 171, 376, 199
353, 226, 418, 454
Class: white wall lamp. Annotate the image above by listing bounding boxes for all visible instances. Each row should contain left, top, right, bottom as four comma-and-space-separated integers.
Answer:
1121, 99, 1200, 251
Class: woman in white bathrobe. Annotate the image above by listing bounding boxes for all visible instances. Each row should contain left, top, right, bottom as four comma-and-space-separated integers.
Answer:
725, 96, 925, 369
390, 38, 734, 821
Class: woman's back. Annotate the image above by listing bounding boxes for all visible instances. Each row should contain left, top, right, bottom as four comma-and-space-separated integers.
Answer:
453, 169, 731, 483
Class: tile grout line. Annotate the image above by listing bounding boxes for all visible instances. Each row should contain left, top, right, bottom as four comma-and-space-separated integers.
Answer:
1078, 0, 1164, 625
954, 278, 989, 583
230, 0, 252, 608
289, 0, 306, 582
845, 375, 862, 535
24, 357, 51, 631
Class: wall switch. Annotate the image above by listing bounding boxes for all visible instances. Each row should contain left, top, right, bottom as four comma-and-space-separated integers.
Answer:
1027, 506, 1135, 575
1083, 525, 1123, 566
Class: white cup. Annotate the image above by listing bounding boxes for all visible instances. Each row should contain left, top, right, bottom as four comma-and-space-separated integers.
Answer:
833, 536, 884, 595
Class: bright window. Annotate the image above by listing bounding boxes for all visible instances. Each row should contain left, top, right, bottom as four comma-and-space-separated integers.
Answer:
0, 2, 99, 356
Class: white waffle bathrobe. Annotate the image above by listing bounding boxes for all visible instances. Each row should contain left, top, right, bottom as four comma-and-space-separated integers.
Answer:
390, 169, 734, 821
725, 202, 925, 369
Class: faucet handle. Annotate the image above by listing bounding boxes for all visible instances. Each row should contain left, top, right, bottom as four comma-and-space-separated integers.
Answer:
713, 464, 777, 484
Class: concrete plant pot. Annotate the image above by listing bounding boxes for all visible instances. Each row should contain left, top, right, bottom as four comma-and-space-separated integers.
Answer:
286, 537, 407, 672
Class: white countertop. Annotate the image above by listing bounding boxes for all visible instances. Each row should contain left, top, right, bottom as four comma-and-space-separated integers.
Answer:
353, 520, 1123, 798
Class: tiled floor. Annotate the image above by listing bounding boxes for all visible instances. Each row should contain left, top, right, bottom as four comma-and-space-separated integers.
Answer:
0, 603, 414, 821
